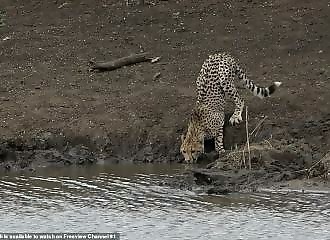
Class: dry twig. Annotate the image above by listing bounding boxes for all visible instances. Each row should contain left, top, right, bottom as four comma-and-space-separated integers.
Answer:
151, 56, 161, 63
58, 2, 70, 8
153, 72, 161, 80
241, 146, 246, 169
308, 153, 329, 173
250, 116, 268, 137
292, 152, 329, 178
245, 107, 251, 170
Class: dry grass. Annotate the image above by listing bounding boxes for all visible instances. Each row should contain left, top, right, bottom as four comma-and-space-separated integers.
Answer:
238, 108, 272, 170
222, 140, 274, 169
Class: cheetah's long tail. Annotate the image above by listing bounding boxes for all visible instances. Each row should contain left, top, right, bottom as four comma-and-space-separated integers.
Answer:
235, 64, 282, 99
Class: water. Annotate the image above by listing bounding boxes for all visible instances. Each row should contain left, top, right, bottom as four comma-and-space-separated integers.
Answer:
0, 163, 329, 240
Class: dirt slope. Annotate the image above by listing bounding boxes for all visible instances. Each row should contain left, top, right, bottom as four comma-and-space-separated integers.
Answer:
0, 0, 330, 170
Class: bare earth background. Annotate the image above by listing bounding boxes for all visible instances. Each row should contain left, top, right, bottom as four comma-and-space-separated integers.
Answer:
0, 0, 329, 189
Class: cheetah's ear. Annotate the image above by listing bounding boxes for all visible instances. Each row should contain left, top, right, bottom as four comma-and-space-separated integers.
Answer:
181, 134, 185, 143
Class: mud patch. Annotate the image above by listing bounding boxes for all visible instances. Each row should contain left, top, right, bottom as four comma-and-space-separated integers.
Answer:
0, 130, 183, 172
189, 139, 329, 194
0, 135, 99, 173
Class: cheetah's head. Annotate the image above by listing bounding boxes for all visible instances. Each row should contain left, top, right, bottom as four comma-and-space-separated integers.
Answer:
180, 134, 204, 164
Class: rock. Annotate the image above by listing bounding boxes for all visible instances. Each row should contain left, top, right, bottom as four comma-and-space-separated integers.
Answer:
192, 168, 232, 185
207, 187, 231, 195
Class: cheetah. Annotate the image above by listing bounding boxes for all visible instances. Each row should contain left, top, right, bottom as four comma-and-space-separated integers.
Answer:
180, 52, 282, 163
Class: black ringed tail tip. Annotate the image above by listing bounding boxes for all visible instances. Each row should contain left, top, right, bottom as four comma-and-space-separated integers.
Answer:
268, 81, 282, 95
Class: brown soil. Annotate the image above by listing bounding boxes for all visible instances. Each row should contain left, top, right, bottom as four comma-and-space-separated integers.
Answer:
0, 0, 329, 189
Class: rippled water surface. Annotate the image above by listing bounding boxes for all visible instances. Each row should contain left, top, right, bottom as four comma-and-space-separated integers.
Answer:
0, 163, 329, 240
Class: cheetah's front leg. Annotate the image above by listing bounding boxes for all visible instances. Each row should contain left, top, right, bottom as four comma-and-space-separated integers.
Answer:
211, 112, 226, 154
226, 82, 244, 125
215, 129, 225, 154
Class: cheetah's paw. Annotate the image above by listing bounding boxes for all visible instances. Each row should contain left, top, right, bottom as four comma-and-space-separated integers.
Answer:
229, 114, 242, 125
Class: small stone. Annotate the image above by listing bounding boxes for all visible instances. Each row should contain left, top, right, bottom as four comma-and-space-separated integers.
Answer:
291, 16, 302, 22
0, 97, 9, 101
318, 68, 326, 75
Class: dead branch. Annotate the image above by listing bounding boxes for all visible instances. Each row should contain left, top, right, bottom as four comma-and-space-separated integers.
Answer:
89, 52, 155, 71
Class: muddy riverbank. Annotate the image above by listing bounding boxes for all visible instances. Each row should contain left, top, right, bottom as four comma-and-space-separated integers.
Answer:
192, 139, 329, 194
0, 0, 330, 191
1, 133, 329, 194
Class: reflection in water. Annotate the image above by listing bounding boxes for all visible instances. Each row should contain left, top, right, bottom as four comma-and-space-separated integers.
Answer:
0, 163, 329, 240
